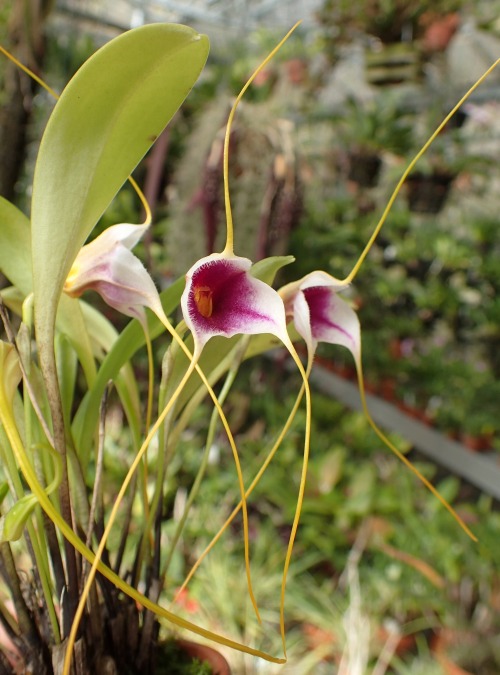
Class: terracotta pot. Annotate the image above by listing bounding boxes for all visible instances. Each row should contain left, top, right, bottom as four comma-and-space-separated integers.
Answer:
177, 640, 231, 675
379, 378, 397, 402
461, 433, 493, 453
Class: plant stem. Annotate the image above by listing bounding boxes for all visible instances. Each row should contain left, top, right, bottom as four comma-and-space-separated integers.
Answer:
0, 542, 39, 651
133, 345, 176, 589
162, 338, 247, 580
39, 343, 79, 636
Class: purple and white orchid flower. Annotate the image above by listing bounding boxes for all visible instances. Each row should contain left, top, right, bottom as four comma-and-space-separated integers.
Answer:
63, 222, 163, 324
280, 270, 477, 542
279, 270, 360, 364
181, 252, 290, 356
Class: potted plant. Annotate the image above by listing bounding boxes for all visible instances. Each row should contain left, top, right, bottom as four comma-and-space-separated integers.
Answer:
318, 0, 465, 84
338, 94, 414, 187
0, 23, 251, 674
403, 105, 493, 214
0, 20, 373, 674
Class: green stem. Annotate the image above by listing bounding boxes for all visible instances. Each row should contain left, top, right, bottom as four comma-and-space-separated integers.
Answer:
163, 338, 248, 579
38, 341, 78, 636
173, 377, 306, 605
133, 345, 176, 588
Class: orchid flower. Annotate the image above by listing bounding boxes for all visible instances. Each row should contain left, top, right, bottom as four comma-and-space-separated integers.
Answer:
64, 221, 159, 325
62, 193, 164, 459
279, 269, 480, 546
279, 265, 477, 540
181, 252, 291, 355
280, 271, 360, 366
179, 22, 313, 655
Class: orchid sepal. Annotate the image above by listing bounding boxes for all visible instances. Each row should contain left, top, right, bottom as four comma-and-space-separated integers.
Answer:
63, 223, 164, 324
280, 270, 360, 364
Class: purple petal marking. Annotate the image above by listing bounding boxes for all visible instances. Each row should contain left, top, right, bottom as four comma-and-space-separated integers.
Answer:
303, 285, 357, 350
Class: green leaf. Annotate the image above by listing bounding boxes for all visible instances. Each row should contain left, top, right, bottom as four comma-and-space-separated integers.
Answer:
251, 255, 295, 284
80, 300, 142, 446
0, 493, 38, 541
0, 197, 32, 295
57, 296, 97, 387
0, 287, 24, 317
0, 483, 9, 506
31, 23, 209, 356
0, 342, 21, 404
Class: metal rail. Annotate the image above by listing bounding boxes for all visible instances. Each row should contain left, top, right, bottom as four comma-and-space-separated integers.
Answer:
310, 365, 500, 500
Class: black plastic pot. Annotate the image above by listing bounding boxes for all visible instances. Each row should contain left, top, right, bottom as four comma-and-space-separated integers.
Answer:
405, 171, 455, 213
347, 150, 382, 187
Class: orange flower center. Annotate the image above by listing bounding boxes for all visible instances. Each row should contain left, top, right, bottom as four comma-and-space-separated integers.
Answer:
194, 286, 213, 318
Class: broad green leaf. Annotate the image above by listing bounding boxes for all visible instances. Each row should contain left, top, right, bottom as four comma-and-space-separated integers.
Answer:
0, 197, 32, 295
31, 23, 209, 357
